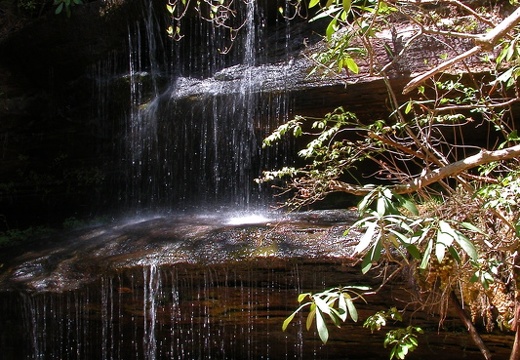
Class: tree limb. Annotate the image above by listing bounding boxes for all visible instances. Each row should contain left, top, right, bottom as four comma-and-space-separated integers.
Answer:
402, 46, 482, 94
449, 292, 493, 360
329, 144, 520, 195
403, 6, 520, 94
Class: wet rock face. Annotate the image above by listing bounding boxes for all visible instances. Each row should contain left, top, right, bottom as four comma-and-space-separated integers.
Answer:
0, 211, 358, 292
0, 0, 499, 226
0, 212, 515, 359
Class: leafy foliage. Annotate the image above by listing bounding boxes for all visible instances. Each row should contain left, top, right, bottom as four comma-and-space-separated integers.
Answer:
53, 0, 82, 17
364, 308, 423, 360
345, 186, 479, 274
282, 286, 368, 344
259, 0, 520, 358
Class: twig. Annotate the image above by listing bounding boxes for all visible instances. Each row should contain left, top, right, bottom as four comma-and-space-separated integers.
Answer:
450, 291, 492, 360
329, 144, 520, 195
403, 7, 520, 94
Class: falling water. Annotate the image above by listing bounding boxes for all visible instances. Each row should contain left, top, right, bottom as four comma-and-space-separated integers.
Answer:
3, 260, 364, 359
109, 0, 297, 212
0, 1, 361, 359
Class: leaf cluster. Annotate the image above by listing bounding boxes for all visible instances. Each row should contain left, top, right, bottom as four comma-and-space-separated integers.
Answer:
53, 0, 82, 17
346, 186, 479, 274
282, 285, 369, 344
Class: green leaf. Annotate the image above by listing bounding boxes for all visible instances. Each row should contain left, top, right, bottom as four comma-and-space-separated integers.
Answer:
342, 0, 351, 12
435, 230, 453, 263
405, 244, 421, 260
326, 18, 338, 41
361, 252, 373, 273
282, 312, 297, 331
398, 197, 419, 216
307, 304, 316, 330
316, 309, 329, 344
420, 238, 433, 269
283, 301, 312, 330
344, 57, 359, 74
460, 222, 486, 236
298, 293, 310, 303
404, 100, 413, 114
447, 246, 461, 263
55, 2, 64, 14
337, 293, 348, 321
345, 295, 358, 322
452, 232, 478, 261
354, 221, 377, 254
309, 0, 320, 9
328, 308, 343, 326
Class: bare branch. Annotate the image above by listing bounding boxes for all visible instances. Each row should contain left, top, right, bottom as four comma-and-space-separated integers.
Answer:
403, 6, 520, 94
403, 46, 482, 94
329, 144, 520, 195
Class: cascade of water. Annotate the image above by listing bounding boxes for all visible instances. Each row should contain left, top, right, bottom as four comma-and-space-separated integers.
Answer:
143, 263, 160, 360
1, 259, 379, 359
100, 0, 299, 213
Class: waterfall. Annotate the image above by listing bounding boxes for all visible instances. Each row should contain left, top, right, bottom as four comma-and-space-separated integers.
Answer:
0, 1, 365, 359
4, 261, 363, 359
98, 0, 297, 213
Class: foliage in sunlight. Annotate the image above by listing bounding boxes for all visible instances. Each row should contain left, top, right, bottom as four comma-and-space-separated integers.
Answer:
255, 0, 520, 359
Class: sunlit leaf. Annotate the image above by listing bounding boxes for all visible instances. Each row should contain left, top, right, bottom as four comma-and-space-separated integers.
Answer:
326, 18, 338, 40
282, 312, 297, 331
438, 220, 457, 240
435, 229, 453, 263
344, 57, 359, 74
307, 304, 316, 330
314, 295, 331, 315
283, 301, 312, 330
420, 238, 433, 269
345, 295, 358, 322
337, 293, 348, 321
316, 309, 329, 344
309, 0, 320, 9
298, 293, 310, 303
354, 221, 377, 254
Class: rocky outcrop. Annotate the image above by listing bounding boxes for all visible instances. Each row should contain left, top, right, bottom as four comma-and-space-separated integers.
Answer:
0, 212, 515, 359
0, 0, 515, 227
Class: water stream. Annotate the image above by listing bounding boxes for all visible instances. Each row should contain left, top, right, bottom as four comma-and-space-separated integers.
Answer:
0, 211, 372, 359
0, 1, 394, 359
106, 0, 303, 212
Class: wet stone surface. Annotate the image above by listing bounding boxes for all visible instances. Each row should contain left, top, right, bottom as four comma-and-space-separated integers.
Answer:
0, 210, 514, 359
0, 210, 359, 292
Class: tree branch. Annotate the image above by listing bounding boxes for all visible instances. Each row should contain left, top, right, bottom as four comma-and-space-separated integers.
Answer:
449, 291, 493, 360
329, 144, 520, 195
402, 46, 482, 94
403, 6, 520, 94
